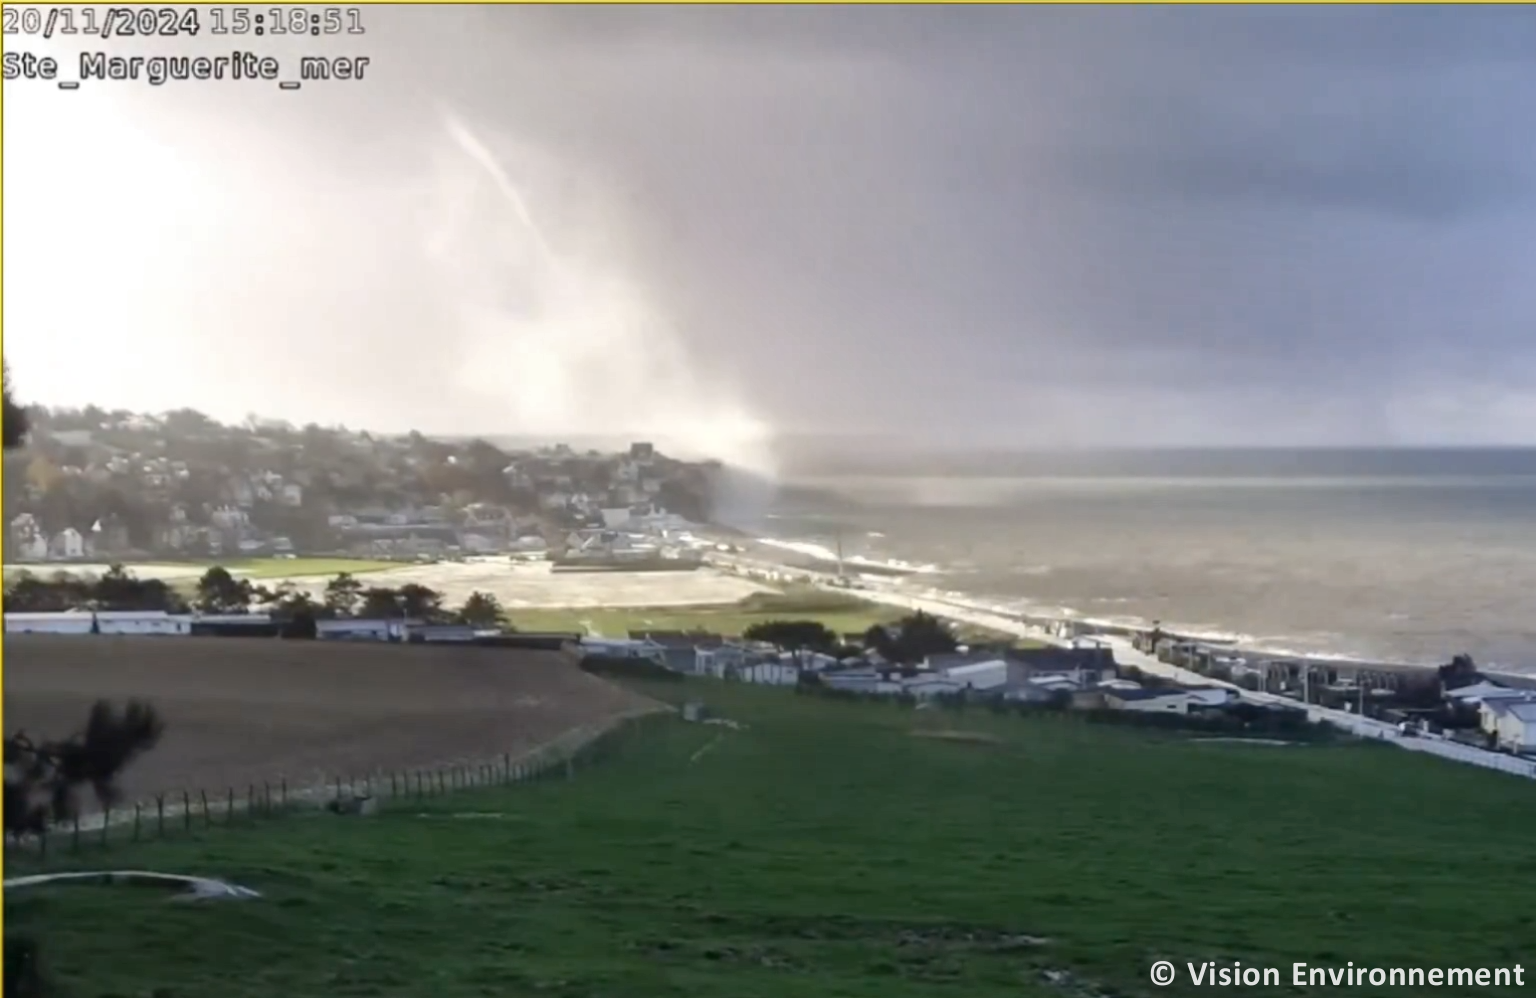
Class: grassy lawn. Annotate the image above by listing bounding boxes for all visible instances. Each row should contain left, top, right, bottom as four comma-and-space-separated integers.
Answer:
3, 557, 399, 584
506, 590, 1021, 644
9, 682, 1534, 998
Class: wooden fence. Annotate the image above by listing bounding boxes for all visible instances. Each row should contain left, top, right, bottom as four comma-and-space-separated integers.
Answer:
6, 706, 670, 864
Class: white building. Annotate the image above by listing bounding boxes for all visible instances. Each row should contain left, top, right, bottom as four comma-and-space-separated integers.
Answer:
6, 612, 98, 635
580, 636, 666, 663
5, 611, 196, 636
97, 611, 193, 635
1105, 689, 1194, 714
739, 661, 800, 686
1481, 698, 1536, 753
50, 527, 85, 559
903, 676, 966, 700
1449, 682, 1527, 706
317, 618, 413, 641
940, 659, 1008, 692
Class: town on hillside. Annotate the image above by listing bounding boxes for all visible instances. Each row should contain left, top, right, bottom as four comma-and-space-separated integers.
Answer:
3, 406, 722, 563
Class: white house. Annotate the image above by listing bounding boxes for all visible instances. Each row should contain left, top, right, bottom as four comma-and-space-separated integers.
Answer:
739, 661, 800, 686
96, 611, 193, 635
5, 612, 98, 635
696, 644, 756, 678
1104, 689, 1193, 714
581, 636, 666, 663
317, 618, 413, 642
903, 676, 965, 699
50, 527, 85, 560
1184, 687, 1237, 708
1448, 682, 1526, 705
941, 659, 1008, 692
1480, 698, 1536, 753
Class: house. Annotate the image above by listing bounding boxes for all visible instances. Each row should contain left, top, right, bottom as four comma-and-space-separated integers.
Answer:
96, 611, 195, 636
1184, 687, 1237, 709
49, 527, 85, 560
317, 618, 416, 642
739, 661, 800, 686
627, 630, 723, 674
1447, 681, 1525, 705
1480, 698, 1536, 753
1005, 646, 1116, 687
581, 636, 667, 664
1104, 688, 1194, 714
9, 514, 47, 561
1004, 673, 1080, 702
405, 623, 477, 643
903, 675, 965, 700
5, 612, 98, 635
696, 643, 760, 678
941, 659, 1008, 692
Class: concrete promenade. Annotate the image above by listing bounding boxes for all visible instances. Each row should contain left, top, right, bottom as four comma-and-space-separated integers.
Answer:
834, 581, 1536, 782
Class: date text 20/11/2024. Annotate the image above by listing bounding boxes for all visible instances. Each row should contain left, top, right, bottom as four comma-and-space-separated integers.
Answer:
1, 7, 364, 39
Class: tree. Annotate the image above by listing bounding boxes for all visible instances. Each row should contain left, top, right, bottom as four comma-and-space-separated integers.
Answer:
742, 619, 838, 653
4, 701, 165, 836
268, 584, 323, 639
3, 362, 28, 450
323, 572, 364, 617
358, 586, 404, 619
194, 566, 251, 614
865, 612, 958, 665
397, 583, 445, 621
455, 590, 506, 629
1438, 653, 1479, 693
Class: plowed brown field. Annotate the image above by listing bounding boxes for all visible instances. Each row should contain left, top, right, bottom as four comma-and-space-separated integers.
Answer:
3, 636, 653, 802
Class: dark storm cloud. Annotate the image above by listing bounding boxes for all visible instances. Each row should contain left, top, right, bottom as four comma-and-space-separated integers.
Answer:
9, 6, 1536, 448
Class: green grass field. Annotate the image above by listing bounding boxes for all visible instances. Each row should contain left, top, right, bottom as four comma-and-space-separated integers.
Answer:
9, 681, 1533, 998
505, 590, 1018, 644
2, 557, 398, 584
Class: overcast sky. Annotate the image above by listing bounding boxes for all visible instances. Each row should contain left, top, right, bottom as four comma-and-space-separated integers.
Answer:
5, 5, 1536, 462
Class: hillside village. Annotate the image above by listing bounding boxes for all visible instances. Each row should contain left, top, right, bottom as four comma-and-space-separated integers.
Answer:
3, 406, 720, 563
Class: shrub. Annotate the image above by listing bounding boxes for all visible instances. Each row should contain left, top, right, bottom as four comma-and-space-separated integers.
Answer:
578, 654, 682, 682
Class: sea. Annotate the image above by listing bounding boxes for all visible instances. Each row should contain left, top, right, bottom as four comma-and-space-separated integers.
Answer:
747, 448, 1536, 675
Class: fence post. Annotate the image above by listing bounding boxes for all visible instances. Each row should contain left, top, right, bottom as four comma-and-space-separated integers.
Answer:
132, 803, 142, 843
263, 781, 272, 816
157, 795, 166, 837
182, 791, 192, 832
38, 827, 47, 859
247, 784, 255, 819
100, 806, 111, 848
202, 790, 212, 829
70, 814, 81, 853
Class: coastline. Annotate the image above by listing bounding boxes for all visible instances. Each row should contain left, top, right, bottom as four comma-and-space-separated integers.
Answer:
705, 541, 1536, 689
